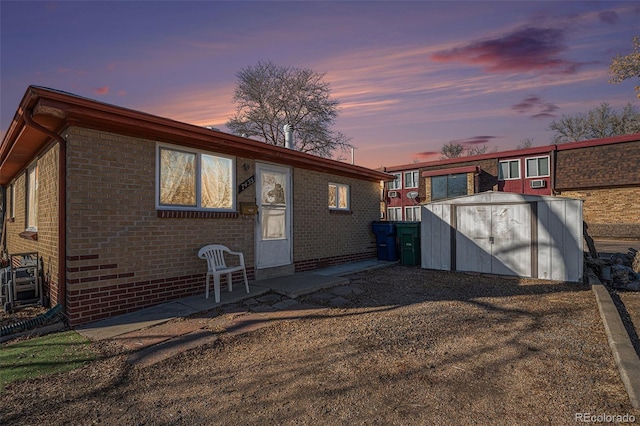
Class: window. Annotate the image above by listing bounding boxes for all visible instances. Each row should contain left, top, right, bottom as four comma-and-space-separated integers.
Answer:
387, 207, 402, 221
157, 144, 235, 210
328, 183, 350, 210
431, 173, 467, 201
498, 160, 520, 180
405, 206, 421, 221
526, 156, 549, 178
388, 173, 402, 190
404, 171, 419, 188
26, 164, 38, 230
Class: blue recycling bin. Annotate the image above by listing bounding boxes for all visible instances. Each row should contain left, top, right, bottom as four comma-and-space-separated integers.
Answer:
371, 221, 398, 261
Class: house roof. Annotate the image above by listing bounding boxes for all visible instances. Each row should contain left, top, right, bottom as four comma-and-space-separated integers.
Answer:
0, 86, 392, 185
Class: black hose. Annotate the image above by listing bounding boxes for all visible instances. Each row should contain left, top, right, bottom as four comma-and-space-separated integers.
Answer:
1, 304, 63, 337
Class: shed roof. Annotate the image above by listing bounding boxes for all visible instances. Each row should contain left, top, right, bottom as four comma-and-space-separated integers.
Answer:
426, 191, 582, 205
0, 86, 392, 185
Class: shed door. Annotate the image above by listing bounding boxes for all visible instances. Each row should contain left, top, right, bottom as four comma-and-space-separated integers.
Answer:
456, 204, 531, 277
255, 163, 292, 269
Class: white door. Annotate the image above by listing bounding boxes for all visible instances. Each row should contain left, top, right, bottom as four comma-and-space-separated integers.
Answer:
255, 163, 292, 269
490, 204, 531, 276
456, 204, 531, 276
456, 206, 493, 273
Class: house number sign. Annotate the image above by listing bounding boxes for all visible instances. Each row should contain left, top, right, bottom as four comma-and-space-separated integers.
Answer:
238, 175, 256, 193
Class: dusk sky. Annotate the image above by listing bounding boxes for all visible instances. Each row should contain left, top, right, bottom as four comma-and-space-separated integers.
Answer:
1, 1, 639, 169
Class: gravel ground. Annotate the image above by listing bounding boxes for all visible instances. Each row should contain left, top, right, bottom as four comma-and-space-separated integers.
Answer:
2, 266, 639, 425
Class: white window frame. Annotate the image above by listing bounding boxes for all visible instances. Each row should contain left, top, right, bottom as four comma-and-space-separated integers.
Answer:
498, 159, 520, 180
26, 163, 38, 231
404, 170, 419, 189
526, 156, 550, 178
405, 206, 421, 222
156, 143, 236, 211
387, 207, 402, 221
328, 183, 350, 211
388, 173, 402, 190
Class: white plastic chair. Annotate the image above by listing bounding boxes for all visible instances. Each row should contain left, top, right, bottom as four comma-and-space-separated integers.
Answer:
198, 244, 249, 303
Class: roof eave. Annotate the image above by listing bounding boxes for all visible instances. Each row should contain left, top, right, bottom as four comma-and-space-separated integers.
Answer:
0, 86, 392, 185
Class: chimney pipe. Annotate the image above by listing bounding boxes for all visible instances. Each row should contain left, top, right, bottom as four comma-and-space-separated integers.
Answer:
284, 124, 293, 149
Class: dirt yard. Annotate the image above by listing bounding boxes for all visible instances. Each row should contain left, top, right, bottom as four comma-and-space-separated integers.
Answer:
2, 266, 639, 425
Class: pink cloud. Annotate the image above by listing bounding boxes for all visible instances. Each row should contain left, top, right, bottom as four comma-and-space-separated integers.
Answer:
93, 86, 110, 95
413, 151, 440, 161
431, 27, 582, 75
451, 136, 499, 146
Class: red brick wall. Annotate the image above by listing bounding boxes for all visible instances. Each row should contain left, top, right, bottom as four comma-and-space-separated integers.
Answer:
555, 140, 640, 190
555, 139, 640, 239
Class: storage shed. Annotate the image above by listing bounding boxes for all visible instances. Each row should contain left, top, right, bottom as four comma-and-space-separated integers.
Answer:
421, 192, 583, 282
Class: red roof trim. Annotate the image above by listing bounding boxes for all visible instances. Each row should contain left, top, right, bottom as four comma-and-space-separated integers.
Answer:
555, 133, 640, 151
422, 165, 479, 177
385, 133, 640, 172
0, 86, 392, 184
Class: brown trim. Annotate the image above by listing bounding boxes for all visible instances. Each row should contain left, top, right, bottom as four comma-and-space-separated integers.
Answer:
422, 166, 479, 177
157, 210, 240, 219
18, 230, 38, 241
59, 135, 67, 311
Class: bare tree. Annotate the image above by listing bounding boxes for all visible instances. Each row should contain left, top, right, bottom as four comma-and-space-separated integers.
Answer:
440, 142, 465, 159
226, 61, 353, 158
466, 145, 489, 156
549, 103, 640, 144
440, 142, 495, 158
609, 36, 640, 98
516, 138, 534, 149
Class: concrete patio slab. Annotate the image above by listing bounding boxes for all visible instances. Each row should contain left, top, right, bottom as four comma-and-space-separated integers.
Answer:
76, 259, 394, 341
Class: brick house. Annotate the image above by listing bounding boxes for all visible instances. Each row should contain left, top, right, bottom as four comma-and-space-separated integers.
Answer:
0, 86, 391, 326
382, 133, 640, 239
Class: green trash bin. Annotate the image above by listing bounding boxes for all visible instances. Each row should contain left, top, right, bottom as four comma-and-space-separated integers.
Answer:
395, 222, 421, 266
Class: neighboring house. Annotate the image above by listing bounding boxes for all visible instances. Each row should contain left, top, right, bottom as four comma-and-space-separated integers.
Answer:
0, 86, 391, 326
382, 133, 640, 239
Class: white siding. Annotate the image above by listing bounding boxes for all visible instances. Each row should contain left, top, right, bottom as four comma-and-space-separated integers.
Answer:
421, 192, 583, 282
421, 203, 451, 270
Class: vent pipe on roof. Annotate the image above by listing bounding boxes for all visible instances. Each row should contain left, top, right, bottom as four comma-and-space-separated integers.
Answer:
284, 124, 293, 150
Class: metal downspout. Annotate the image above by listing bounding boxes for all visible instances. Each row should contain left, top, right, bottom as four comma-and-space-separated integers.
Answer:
22, 110, 67, 313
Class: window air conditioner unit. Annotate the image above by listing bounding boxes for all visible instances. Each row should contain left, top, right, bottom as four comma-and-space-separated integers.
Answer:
388, 191, 399, 198
530, 179, 546, 189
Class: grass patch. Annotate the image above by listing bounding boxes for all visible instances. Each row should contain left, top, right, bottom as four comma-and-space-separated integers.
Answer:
1, 331, 96, 392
